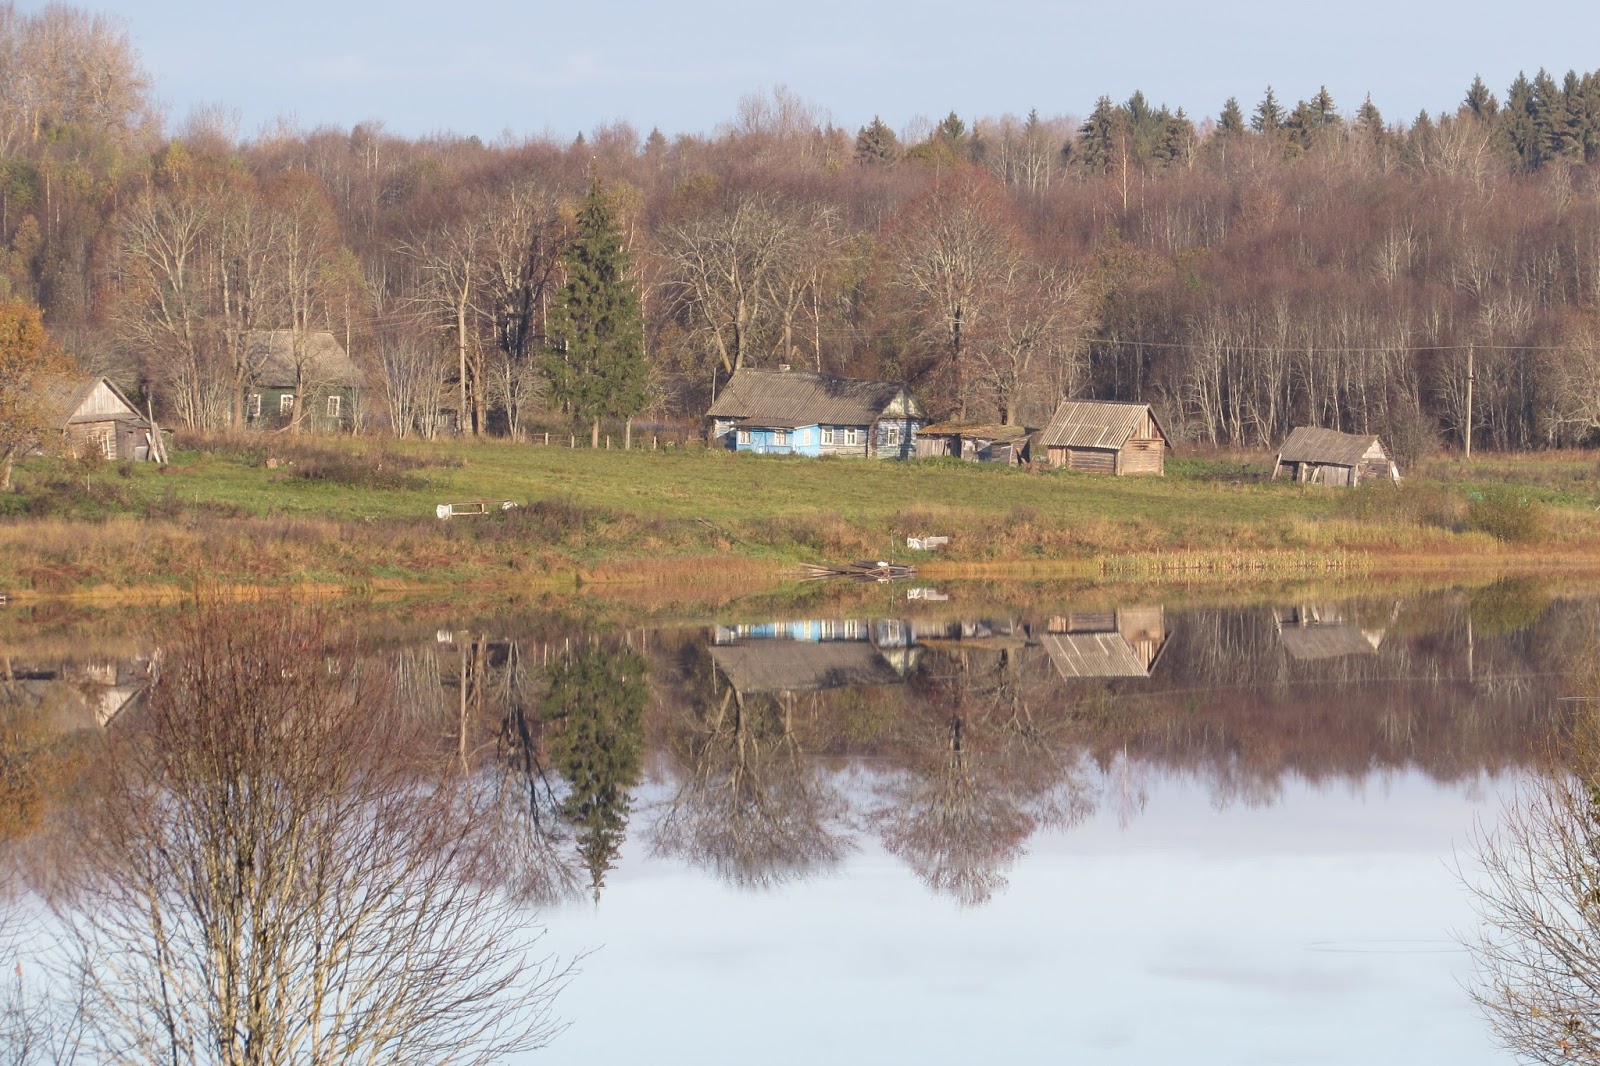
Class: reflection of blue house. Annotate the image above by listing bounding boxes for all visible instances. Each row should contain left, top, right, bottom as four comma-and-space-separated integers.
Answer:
705, 367, 926, 459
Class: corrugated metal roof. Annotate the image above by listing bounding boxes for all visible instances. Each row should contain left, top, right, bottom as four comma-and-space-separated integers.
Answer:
1040, 632, 1153, 678
1276, 426, 1386, 467
710, 640, 906, 693
1038, 400, 1163, 450
248, 330, 363, 388
706, 368, 917, 428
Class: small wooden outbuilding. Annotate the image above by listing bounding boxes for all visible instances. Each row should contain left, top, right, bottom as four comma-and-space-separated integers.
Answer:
1271, 427, 1399, 487
52, 376, 161, 462
914, 423, 1032, 465
1038, 400, 1169, 475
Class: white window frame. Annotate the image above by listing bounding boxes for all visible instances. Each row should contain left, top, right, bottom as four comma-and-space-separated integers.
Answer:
737, 428, 751, 446
885, 423, 901, 446
843, 428, 859, 446
279, 393, 295, 415
773, 428, 788, 446
327, 394, 342, 419
821, 427, 835, 446
249, 393, 262, 419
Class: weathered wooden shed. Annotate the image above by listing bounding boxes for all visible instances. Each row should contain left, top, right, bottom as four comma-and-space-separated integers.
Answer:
51, 376, 159, 462
1273, 606, 1385, 661
1040, 606, 1169, 679
914, 423, 1033, 464
1271, 427, 1399, 487
1038, 400, 1169, 475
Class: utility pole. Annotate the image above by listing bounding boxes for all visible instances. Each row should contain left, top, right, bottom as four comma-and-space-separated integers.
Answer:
1464, 345, 1474, 461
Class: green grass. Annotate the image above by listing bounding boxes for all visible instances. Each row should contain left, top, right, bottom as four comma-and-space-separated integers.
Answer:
4, 437, 1600, 595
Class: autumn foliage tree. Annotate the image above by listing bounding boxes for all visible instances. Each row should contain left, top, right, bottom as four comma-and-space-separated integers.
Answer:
0, 299, 70, 490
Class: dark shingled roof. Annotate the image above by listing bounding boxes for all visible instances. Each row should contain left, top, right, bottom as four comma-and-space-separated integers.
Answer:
706, 368, 916, 428
1276, 426, 1387, 467
248, 330, 363, 389
710, 640, 906, 693
1039, 400, 1165, 450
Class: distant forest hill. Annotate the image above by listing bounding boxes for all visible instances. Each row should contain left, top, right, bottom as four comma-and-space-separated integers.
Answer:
6, 3, 1600, 454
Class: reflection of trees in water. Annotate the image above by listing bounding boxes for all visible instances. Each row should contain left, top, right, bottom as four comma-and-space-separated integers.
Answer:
652, 644, 853, 889
874, 642, 1095, 906
50, 602, 569, 1066
545, 644, 649, 901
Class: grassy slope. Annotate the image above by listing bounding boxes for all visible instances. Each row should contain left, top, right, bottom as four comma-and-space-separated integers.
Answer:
2, 438, 1599, 595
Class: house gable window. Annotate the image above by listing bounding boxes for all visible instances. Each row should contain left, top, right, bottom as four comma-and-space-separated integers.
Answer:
279, 393, 295, 415
821, 427, 835, 445
327, 394, 342, 419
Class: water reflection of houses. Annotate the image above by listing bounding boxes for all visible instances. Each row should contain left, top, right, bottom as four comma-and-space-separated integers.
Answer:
1040, 607, 1169, 679
0, 658, 155, 731
1273, 606, 1385, 661
711, 620, 919, 695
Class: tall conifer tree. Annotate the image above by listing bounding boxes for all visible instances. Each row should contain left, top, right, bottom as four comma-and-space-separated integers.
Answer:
546, 180, 647, 448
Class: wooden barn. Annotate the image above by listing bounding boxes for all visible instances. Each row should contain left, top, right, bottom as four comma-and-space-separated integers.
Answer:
52, 376, 161, 462
1271, 427, 1399, 487
914, 423, 1032, 464
1038, 400, 1169, 475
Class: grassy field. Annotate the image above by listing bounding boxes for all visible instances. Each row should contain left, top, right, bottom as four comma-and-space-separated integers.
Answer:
2, 435, 1599, 597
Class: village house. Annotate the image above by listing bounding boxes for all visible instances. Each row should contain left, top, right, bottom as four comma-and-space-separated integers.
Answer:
51, 376, 162, 462
1038, 400, 1169, 475
244, 330, 363, 432
1271, 427, 1400, 487
914, 423, 1033, 464
705, 367, 925, 459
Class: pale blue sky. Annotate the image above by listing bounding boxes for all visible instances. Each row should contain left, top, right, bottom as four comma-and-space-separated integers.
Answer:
91, 0, 1600, 140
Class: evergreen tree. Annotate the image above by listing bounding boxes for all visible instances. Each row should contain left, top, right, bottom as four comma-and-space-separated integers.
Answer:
935, 110, 967, 145
1155, 108, 1197, 168
545, 181, 648, 448
1217, 97, 1246, 137
643, 127, 668, 156
1251, 85, 1285, 133
1356, 94, 1384, 137
1504, 72, 1538, 169
1464, 75, 1498, 119
546, 645, 648, 900
1077, 95, 1121, 171
854, 116, 900, 165
1309, 86, 1338, 127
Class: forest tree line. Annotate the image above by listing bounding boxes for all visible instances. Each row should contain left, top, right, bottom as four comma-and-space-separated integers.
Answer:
7, 1, 1600, 454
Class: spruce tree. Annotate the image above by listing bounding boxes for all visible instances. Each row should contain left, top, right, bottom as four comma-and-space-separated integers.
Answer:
545, 180, 648, 448
854, 116, 900, 165
1077, 96, 1121, 171
1251, 86, 1285, 133
1464, 75, 1498, 120
1217, 97, 1246, 137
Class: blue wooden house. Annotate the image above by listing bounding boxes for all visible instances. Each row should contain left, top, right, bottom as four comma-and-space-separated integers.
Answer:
705, 367, 926, 459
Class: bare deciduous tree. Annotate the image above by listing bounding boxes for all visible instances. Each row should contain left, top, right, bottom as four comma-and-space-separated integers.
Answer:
57, 601, 573, 1066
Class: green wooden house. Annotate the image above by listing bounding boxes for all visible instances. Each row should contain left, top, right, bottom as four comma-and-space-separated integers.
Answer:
244, 330, 363, 432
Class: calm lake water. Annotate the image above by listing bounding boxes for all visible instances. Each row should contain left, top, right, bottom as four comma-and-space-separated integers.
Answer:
6, 581, 1581, 1063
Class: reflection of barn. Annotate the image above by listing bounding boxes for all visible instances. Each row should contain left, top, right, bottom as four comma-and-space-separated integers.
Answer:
1273, 606, 1385, 660
710, 620, 917, 695
0, 658, 154, 732
1040, 607, 1169, 679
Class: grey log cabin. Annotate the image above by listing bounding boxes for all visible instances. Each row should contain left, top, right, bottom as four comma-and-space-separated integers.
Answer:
1038, 400, 1169, 475
1271, 427, 1400, 487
